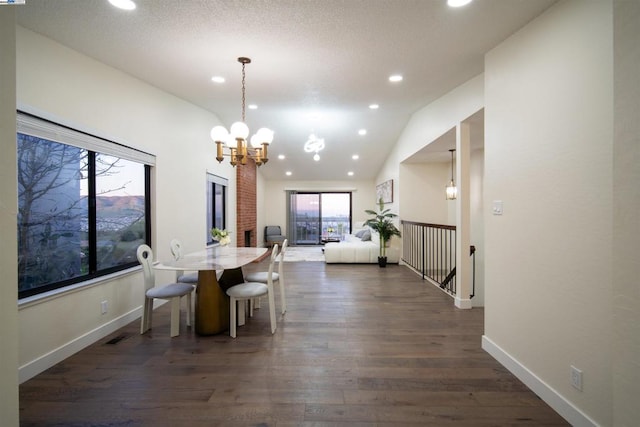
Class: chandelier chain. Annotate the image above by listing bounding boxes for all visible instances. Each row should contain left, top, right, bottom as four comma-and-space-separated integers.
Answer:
241, 61, 246, 122
449, 149, 455, 181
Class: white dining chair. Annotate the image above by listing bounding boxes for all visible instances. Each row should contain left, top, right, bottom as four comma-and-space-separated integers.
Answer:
169, 239, 198, 284
137, 244, 195, 337
244, 238, 287, 314
226, 244, 278, 338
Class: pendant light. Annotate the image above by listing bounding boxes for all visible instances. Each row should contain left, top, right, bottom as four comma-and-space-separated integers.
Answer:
446, 149, 457, 200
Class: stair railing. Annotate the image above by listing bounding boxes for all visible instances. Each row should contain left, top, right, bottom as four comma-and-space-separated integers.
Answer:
401, 220, 475, 299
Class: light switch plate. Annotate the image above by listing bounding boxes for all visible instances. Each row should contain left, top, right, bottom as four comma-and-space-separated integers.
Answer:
492, 200, 503, 215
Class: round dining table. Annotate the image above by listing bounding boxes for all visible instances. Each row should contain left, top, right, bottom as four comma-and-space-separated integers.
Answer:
155, 246, 267, 335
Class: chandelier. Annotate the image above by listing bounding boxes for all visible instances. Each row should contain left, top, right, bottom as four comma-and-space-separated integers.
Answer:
210, 57, 274, 167
304, 133, 325, 161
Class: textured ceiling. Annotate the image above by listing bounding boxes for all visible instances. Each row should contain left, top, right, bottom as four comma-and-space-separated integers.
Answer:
16, 0, 556, 180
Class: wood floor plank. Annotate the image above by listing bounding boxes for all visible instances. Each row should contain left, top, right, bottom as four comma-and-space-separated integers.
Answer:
19, 260, 569, 426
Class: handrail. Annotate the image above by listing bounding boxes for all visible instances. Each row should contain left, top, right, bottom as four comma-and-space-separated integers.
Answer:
440, 245, 476, 297
401, 220, 456, 230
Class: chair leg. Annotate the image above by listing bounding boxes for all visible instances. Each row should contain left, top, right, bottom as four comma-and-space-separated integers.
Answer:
278, 262, 286, 314
185, 293, 192, 327
229, 297, 237, 338
238, 300, 246, 325
249, 299, 255, 317
141, 298, 153, 334
279, 279, 286, 314
268, 290, 277, 334
170, 297, 181, 337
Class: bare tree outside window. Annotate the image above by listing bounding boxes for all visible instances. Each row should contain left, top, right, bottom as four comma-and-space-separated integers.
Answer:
17, 133, 147, 297
17, 134, 87, 292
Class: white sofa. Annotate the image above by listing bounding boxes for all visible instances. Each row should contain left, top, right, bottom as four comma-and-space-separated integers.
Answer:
324, 226, 400, 264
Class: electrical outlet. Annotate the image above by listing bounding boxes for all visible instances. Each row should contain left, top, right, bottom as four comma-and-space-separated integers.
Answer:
101, 300, 108, 315
570, 365, 583, 391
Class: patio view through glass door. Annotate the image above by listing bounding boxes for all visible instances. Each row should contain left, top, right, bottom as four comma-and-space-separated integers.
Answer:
288, 192, 351, 245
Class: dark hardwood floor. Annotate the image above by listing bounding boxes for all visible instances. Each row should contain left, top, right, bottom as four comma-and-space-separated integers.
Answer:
19, 260, 569, 426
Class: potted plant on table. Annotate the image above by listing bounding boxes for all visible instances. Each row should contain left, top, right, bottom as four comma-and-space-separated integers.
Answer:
364, 198, 401, 268
210, 228, 231, 249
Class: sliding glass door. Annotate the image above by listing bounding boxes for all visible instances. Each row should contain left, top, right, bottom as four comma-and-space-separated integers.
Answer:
287, 192, 352, 245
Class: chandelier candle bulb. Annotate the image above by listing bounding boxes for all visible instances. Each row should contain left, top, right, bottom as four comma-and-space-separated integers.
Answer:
230, 122, 249, 140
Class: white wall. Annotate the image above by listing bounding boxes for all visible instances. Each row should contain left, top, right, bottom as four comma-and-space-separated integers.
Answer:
483, 1, 613, 425
377, 74, 484, 198
16, 27, 234, 381
263, 179, 376, 242
612, 1, 640, 425
0, 8, 19, 427
399, 162, 449, 224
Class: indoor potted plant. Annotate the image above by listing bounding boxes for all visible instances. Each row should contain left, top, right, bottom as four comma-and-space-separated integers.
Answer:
364, 198, 401, 267
210, 227, 231, 246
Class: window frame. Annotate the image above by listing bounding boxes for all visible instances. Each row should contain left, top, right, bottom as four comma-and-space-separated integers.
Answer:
206, 173, 228, 245
286, 191, 353, 245
17, 111, 154, 300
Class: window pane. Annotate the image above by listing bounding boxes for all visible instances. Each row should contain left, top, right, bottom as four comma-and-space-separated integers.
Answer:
206, 174, 227, 244
17, 134, 88, 293
321, 193, 351, 238
95, 154, 146, 270
214, 183, 224, 229
293, 193, 320, 244
289, 192, 352, 244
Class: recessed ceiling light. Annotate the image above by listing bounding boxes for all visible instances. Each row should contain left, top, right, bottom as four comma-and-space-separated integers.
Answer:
286, 171, 292, 176
278, 154, 285, 160
211, 76, 225, 83
389, 74, 403, 82
352, 154, 359, 160
248, 104, 258, 110
108, 0, 136, 10
348, 171, 354, 176
313, 153, 320, 161
369, 104, 379, 110
447, 0, 472, 7
358, 129, 367, 136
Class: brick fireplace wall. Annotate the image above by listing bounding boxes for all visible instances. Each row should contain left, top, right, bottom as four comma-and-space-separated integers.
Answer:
236, 159, 257, 247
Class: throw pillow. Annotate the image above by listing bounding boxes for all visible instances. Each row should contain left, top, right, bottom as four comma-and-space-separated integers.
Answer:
354, 229, 366, 238
360, 230, 371, 241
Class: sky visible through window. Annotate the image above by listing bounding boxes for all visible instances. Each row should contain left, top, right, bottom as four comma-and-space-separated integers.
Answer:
297, 193, 349, 218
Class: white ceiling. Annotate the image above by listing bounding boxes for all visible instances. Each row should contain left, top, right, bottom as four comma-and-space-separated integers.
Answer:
16, 0, 556, 181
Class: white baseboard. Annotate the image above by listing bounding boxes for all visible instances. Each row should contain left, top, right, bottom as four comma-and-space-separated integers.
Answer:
19, 308, 142, 384
455, 297, 472, 309
482, 335, 599, 427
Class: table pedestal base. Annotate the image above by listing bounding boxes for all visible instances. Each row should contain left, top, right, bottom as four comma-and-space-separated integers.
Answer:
195, 270, 229, 335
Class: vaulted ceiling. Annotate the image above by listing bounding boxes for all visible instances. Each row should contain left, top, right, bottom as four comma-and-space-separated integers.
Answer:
17, 0, 557, 180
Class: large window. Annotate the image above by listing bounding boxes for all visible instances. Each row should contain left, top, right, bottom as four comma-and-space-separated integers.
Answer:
206, 173, 227, 244
287, 191, 352, 245
17, 112, 153, 299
